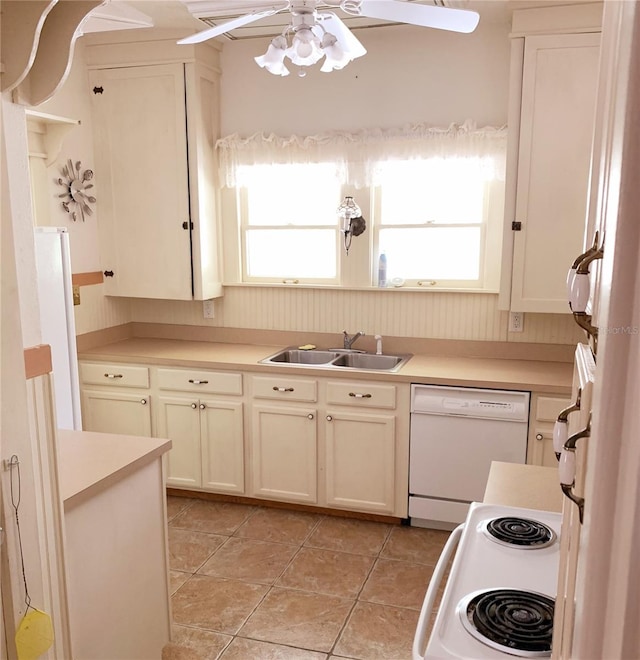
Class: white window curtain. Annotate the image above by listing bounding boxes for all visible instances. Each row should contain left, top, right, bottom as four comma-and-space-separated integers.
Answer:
215, 119, 507, 189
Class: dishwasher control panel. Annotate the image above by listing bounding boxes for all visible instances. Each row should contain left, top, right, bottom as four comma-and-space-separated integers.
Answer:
411, 384, 529, 422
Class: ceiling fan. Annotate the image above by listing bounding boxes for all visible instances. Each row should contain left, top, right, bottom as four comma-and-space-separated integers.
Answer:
177, 0, 480, 76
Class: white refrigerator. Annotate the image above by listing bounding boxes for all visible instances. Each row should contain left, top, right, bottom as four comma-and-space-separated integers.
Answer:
34, 227, 82, 430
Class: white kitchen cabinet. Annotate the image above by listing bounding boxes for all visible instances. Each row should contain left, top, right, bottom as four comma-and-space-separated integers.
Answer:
156, 368, 244, 493
504, 31, 600, 313
527, 393, 571, 467
325, 409, 396, 514
251, 403, 318, 504
86, 34, 222, 301
79, 362, 152, 437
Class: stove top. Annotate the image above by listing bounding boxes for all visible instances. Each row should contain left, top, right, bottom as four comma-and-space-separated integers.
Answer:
419, 503, 562, 659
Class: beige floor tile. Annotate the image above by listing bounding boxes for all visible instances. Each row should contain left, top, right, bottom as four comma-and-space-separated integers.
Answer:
333, 601, 419, 660
167, 496, 195, 521
381, 526, 450, 564
305, 517, 391, 556
170, 570, 192, 595
166, 624, 232, 660
199, 537, 298, 584
170, 500, 255, 535
359, 558, 434, 610
169, 527, 227, 572
172, 574, 268, 634
235, 508, 321, 545
239, 587, 353, 653
220, 637, 327, 659
276, 548, 374, 598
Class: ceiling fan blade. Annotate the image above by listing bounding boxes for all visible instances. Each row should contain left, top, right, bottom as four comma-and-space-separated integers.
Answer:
357, 0, 479, 34
177, 8, 280, 44
318, 12, 367, 58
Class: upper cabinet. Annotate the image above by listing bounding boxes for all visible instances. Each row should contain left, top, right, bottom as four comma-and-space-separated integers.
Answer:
85, 31, 222, 301
501, 5, 602, 314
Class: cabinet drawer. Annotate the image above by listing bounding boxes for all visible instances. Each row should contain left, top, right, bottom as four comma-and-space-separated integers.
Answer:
157, 368, 242, 395
326, 381, 396, 409
252, 375, 317, 402
80, 363, 149, 388
536, 396, 571, 422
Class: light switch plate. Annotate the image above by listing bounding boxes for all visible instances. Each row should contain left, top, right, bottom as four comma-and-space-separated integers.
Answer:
73, 285, 81, 306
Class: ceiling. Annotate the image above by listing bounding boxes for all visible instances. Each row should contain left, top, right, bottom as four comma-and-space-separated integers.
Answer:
118, 0, 598, 40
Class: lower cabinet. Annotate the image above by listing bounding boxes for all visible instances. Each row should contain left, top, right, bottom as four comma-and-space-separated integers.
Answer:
251, 404, 317, 504
82, 389, 152, 437
527, 393, 572, 467
325, 409, 395, 514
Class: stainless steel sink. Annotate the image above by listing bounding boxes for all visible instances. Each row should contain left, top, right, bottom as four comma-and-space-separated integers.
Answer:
264, 349, 341, 365
260, 348, 412, 372
331, 353, 405, 371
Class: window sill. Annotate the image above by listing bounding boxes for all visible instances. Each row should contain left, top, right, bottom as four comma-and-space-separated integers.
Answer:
222, 282, 499, 294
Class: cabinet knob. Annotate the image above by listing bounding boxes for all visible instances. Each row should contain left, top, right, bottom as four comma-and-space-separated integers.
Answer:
326, 415, 333, 421
308, 413, 314, 420
140, 398, 147, 405
191, 403, 197, 409
273, 386, 295, 393
536, 433, 544, 441
200, 403, 206, 410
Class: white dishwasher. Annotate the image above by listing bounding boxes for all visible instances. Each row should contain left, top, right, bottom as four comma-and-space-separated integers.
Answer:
409, 384, 530, 528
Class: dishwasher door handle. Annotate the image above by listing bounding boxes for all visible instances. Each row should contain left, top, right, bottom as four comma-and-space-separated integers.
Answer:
412, 523, 464, 660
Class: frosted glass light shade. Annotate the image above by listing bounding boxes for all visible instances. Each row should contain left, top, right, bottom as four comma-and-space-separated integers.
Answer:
320, 33, 350, 71
255, 36, 290, 76
285, 28, 324, 65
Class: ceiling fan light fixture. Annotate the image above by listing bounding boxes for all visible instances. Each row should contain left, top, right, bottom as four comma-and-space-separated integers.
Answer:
320, 32, 349, 71
255, 35, 290, 76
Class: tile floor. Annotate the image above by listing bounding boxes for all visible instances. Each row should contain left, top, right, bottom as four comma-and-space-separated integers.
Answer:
163, 496, 450, 660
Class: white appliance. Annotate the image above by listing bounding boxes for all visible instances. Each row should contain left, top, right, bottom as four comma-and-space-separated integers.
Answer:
413, 502, 562, 659
409, 385, 530, 527
34, 227, 82, 430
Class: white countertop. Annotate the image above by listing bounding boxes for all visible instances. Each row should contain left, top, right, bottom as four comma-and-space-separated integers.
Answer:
58, 429, 171, 510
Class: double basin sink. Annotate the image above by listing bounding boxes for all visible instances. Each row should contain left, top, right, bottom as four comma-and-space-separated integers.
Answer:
260, 348, 412, 373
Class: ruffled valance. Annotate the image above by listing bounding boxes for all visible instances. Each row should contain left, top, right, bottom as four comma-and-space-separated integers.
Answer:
215, 119, 507, 188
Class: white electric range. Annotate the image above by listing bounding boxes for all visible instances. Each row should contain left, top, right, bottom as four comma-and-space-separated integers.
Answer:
413, 502, 562, 659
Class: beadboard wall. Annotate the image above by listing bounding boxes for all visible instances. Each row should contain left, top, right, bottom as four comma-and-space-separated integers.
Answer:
112, 287, 584, 345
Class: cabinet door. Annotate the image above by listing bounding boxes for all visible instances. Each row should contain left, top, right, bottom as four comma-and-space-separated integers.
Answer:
325, 410, 395, 514
200, 398, 244, 494
157, 396, 202, 488
82, 390, 152, 437
251, 404, 317, 504
89, 63, 192, 300
511, 33, 600, 313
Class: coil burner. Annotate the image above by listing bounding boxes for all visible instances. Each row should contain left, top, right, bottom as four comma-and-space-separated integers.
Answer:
482, 516, 557, 549
457, 588, 555, 657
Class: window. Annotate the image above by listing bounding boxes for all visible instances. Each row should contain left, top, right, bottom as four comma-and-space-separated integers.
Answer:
373, 157, 503, 289
237, 163, 342, 283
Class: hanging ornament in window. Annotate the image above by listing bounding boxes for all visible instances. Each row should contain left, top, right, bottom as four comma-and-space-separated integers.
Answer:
337, 196, 366, 255
56, 159, 96, 222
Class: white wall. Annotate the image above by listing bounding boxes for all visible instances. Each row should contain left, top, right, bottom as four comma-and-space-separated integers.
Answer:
219, 21, 511, 136
34, 19, 583, 346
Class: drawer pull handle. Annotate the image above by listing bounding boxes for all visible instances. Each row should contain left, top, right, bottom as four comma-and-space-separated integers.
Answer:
191, 403, 197, 409
349, 392, 372, 399
104, 373, 123, 379
536, 433, 544, 441
140, 399, 147, 405
189, 379, 209, 385
273, 387, 294, 392
200, 403, 206, 410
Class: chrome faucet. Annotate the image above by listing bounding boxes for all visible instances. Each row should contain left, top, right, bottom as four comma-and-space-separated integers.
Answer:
343, 330, 365, 350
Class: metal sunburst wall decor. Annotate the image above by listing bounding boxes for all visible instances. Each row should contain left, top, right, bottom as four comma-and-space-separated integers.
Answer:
57, 159, 96, 222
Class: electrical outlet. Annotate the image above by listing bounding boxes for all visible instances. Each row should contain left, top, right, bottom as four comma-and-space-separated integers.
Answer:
203, 300, 215, 319
509, 311, 524, 333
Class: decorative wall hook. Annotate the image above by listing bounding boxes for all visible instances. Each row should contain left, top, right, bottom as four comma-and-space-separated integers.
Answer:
56, 158, 96, 222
